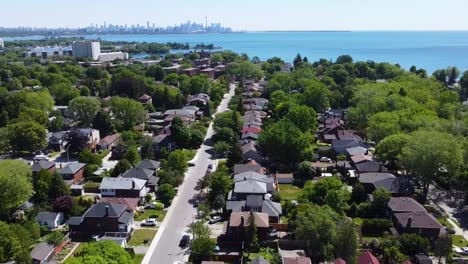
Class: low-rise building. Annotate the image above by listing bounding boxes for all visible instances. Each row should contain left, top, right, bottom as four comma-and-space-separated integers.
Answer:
59, 163, 86, 184
36, 212, 64, 229
99, 178, 148, 203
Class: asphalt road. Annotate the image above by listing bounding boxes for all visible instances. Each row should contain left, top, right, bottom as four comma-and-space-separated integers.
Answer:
142, 83, 235, 264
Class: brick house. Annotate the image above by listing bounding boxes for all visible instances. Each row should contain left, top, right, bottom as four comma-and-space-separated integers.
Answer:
58, 163, 86, 184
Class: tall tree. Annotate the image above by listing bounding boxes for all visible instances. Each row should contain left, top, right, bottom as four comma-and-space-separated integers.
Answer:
0, 160, 33, 216
124, 147, 141, 166
109, 97, 146, 131
92, 111, 114, 137
334, 219, 358, 264
48, 173, 70, 201
226, 142, 243, 168
64, 240, 132, 264
434, 234, 452, 264
156, 183, 176, 206
69, 96, 101, 127
302, 177, 351, 214
8, 121, 46, 153
170, 117, 191, 148
166, 150, 188, 173
285, 105, 318, 133
111, 159, 131, 177
32, 169, 52, 205
245, 211, 260, 254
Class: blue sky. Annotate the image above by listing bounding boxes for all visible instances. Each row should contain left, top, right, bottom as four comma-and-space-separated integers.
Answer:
2, 0, 468, 30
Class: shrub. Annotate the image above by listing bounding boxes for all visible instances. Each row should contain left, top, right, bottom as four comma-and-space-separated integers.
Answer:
361, 219, 393, 236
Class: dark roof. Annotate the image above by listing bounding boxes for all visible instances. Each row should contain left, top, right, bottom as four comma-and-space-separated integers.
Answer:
388, 197, 426, 213
121, 167, 154, 180
136, 159, 161, 171
67, 216, 83, 226
393, 212, 443, 230
414, 254, 433, 264
234, 163, 263, 174
147, 176, 160, 186
83, 202, 126, 218
246, 195, 263, 207
226, 201, 245, 211
31, 242, 55, 261
262, 200, 282, 217
36, 212, 61, 223
118, 211, 134, 224
359, 173, 412, 194
98, 197, 140, 211
241, 133, 259, 140
59, 162, 85, 175
355, 161, 388, 173
32, 161, 55, 172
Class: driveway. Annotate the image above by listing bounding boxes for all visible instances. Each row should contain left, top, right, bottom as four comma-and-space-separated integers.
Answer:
142, 83, 236, 264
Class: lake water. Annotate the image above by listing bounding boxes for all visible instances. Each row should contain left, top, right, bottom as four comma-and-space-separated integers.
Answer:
4, 31, 468, 73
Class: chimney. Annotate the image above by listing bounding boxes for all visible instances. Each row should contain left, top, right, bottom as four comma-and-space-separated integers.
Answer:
105, 205, 110, 217
406, 215, 413, 227
240, 216, 245, 227
132, 180, 135, 189
60, 163, 63, 169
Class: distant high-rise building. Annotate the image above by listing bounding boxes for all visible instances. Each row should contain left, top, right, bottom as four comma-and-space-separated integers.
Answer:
147, 21, 150, 29
0, 38, 4, 49
72, 41, 101, 60
104, 21, 107, 29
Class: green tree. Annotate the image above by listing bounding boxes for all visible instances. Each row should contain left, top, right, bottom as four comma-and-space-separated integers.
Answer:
32, 169, 52, 205
434, 233, 452, 264
447, 66, 460, 85
292, 204, 338, 262
156, 183, 176, 206
375, 134, 410, 168
367, 112, 401, 142
45, 231, 65, 246
170, 117, 191, 148
69, 96, 101, 127
350, 183, 367, 204
124, 147, 141, 166
166, 150, 188, 173
285, 105, 318, 133
111, 159, 132, 177
398, 233, 430, 255
146, 65, 166, 81
213, 127, 237, 144
228, 60, 264, 81
245, 211, 260, 254
208, 165, 232, 208
8, 121, 46, 152
371, 188, 391, 209
334, 219, 358, 264
109, 97, 146, 131
92, 111, 114, 137
17, 107, 48, 126
48, 173, 70, 201
78, 148, 102, 166
302, 177, 351, 214
400, 130, 463, 202
0, 160, 33, 216
65, 240, 132, 264
213, 141, 231, 157
226, 142, 243, 168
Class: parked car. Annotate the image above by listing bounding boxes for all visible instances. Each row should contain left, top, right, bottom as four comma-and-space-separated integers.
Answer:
207, 164, 213, 170
209, 216, 222, 224
145, 202, 156, 209
320, 157, 332, 162
188, 162, 195, 167
33, 154, 49, 162
179, 234, 191, 248
141, 218, 158, 226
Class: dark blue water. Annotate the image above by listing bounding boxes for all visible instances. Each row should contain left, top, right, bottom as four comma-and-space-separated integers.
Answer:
4, 31, 468, 73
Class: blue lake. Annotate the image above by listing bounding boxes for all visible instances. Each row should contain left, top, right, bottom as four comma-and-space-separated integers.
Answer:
4, 31, 468, 73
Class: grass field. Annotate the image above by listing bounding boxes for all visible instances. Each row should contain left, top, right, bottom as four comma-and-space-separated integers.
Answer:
452, 235, 468, 247
437, 216, 454, 229
279, 184, 302, 200
135, 208, 167, 222
128, 229, 157, 246
133, 254, 145, 264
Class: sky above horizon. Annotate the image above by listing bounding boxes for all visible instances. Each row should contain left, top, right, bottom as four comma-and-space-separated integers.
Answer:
2, 0, 468, 31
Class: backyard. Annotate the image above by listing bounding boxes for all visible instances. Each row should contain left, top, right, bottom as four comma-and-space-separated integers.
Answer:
128, 229, 157, 246
278, 184, 302, 200
135, 208, 167, 222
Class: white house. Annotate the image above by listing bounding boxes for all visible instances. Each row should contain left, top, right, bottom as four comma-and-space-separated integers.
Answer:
36, 212, 65, 229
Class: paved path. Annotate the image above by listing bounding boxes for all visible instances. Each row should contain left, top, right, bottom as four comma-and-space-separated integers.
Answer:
142, 84, 236, 264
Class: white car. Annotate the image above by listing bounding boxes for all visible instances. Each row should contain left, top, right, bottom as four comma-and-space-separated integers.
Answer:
320, 157, 332, 162
141, 218, 158, 226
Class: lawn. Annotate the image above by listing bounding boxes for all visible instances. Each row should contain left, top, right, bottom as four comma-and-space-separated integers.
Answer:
182, 149, 197, 161
452, 235, 468, 247
128, 229, 157, 246
353, 217, 364, 226
279, 184, 302, 200
133, 254, 145, 264
437, 217, 454, 229
135, 208, 167, 222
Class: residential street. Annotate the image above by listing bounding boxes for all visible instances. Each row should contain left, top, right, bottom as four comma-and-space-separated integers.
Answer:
142, 83, 236, 264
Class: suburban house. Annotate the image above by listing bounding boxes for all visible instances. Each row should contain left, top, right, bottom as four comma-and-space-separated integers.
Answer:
163, 109, 196, 125
121, 167, 159, 190
153, 134, 175, 152
358, 173, 413, 196
241, 141, 263, 164
98, 133, 121, 150
233, 172, 276, 192
241, 124, 262, 134
136, 159, 161, 171
187, 93, 210, 108
233, 161, 266, 174
99, 177, 148, 203
391, 211, 444, 240
226, 195, 282, 223
241, 132, 259, 141
58, 162, 86, 184
31, 160, 56, 175
183, 67, 199, 77
67, 202, 134, 239
232, 180, 268, 199
77, 128, 101, 151
36, 212, 64, 229
355, 161, 388, 174
357, 250, 380, 264
276, 173, 294, 184
225, 212, 270, 241
346, 146, 369, 157
138, 94, 152, 105
331, 139, 367, 155
47, 131, 68, 151
387, 197, 426, 213
282, 257, 312, 264
31, 242, 55, 264
98, 197, 140, 212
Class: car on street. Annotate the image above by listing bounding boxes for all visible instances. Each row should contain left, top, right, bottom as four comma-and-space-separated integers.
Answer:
141, 218, 158, 226
188, 162, 195, 167
207, 164, 213, 170
179, 234, 191, 248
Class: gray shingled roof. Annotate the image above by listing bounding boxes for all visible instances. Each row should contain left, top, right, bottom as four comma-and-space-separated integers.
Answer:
67, 216, 83, 226
234, 180, 267, 194
226, 201, 246, 212
262, 200, 282, 217
31, 161, 55, 172
36, 212, 61, 223
59, 162, 85, 175
31, 242, 55, 261
136, 159, 161, 171
246, 195, 263, 207
83, 202, 126, 218
118, 211, 134, 224
388, 197, 426, 213
121, 167, 154, 180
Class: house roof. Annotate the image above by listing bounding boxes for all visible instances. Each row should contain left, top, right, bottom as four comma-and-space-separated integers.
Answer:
234, 163, 264, 174
241, 141, 259, 154
31, 242, 55, 261
262, 200, 282, 217
357, 250, 380, 264
136, 159, 161, 171
355, 161, 387, 173
163, 109, 195, 117
118, 211, 134, 224
32, 160, 55, 172
334, 258, 347, 264
98, 197, 140, 211
359, 173, 396, 184
139, 94, 152, 100
100, 177, 146, 190
351, 154, 374, 164
36, 212, 61, 223
233, 171, 267, 182
241, 133, 259, 140
282, 257, 312, 264
414, 254, 432, 264
346, 146, 368, 156
276, 173, 293, 179
49, 131, 67, 140
154, 134, 170, 144
234, 180, 267, 194
121, 167, 154, 180
67, 216, 83, 226
246, 195, 263, 207
99, 134, 119, 145
388, 197, 426, 213
229, 212, 269, 228
393, 212, 443, 230
59, 162, 86, 175
226, 201, 246, 212
83, 202, 126, 218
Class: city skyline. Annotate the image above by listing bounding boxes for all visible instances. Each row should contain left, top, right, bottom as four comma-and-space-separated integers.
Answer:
2, 0, 468, 31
